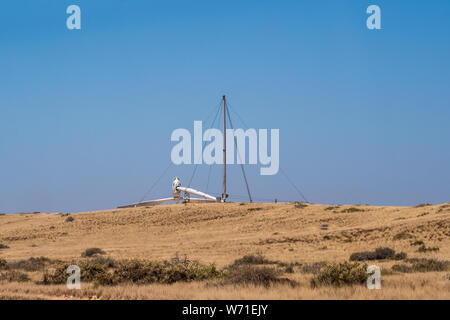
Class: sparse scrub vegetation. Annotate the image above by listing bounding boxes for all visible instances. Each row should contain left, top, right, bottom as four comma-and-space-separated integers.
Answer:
293, 202, 308, 209
0, 270, 31, 282
417, 245, 439, 253
8, 257, 57, 272
341, 207, 364, 213
0, 258, 8, 270
81, 248, 106, 257
310, 262, 368, 288
0, 243, 10, 249
414, 203, 431, 208
350, 247, 406, 261
65, 216, 75, 222
300, 262, 327, 274
393, 232, 414, 240
410, 240, 425, 246
392, 259, 449, 273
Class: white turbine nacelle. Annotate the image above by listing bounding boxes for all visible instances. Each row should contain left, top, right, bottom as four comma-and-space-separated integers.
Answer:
118, 177, 221, 208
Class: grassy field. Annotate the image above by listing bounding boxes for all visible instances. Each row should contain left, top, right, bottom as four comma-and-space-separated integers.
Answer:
0, 202, 449, 299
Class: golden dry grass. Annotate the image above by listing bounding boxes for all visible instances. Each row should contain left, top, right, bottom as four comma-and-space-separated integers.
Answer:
0, 202, 449, 299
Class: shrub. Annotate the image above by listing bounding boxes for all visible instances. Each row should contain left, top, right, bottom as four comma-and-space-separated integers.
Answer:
409, 259, 448, 272
393, 259, 449, 273
0, 258, 8, 270
0, 270, 31, 282
374, 247, 396, 259
8, 257, 56, 272
417, 245, 439, 253
82, 248, 106, 257
341, 207, 364, 213
248, 207, 262, 212
88, 256, 117, 268
414, 203, 431, 208
325, 206, 340, 211
393, 252, 408, 260
41, 262, 116, 285
350, 251, 376, 261
0, 243, 9, 249
65, 216, 75, 222
231, 254, 274, 266
393, 232, 413, 240
410, 240, 425, 246
294, 202, 308, 209
311, 262, 368, 287
350, 247, 406, 261
392, 264, 413, 273
300, 262, 328, 274
224, 264, 295, 288
113, 260, 221, 285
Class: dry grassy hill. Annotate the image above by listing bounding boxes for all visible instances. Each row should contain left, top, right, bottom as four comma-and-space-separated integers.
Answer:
0, 202, 449, 299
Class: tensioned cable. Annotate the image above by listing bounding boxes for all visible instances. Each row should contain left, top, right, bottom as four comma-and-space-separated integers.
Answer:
187, 101, 222, 189
139, 101, 222, 203
226, 104, 253, 202
138, 162, 173, 203
227, 102, 309, 203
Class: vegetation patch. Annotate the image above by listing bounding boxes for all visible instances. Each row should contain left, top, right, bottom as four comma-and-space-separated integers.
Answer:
0, 243, 10, 249
230, 253, 275, 266
8, 257, 59, 272
0, 270, 31, 282
414, 203, 431, 208
393, 232, 414, 240
81, 248, 106, 257
0, 258, 8, 270
324, 206, 340, 211
300, 262, 328, 274
341, 207, 364, 213
293, 202, 308, 209
417, 245, 439, 253
350, 247, 406, 261
42, 257, 222, 286
247, 208, 262, 212
410, 240, 425, 246
65, 216, 75, 222
310, 262, 368, 288
392, 258, 449, 273
224, 264, 296, 288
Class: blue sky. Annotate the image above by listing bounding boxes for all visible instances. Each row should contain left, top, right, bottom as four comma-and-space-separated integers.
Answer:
1, 0, 449, 212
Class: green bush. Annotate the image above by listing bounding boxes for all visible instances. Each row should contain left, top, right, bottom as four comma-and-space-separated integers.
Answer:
311, 262, 368, 287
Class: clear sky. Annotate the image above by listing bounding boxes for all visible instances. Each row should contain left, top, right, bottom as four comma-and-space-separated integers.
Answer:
1, 0, 449, 213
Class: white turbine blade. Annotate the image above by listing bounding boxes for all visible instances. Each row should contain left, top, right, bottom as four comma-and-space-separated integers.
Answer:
186, 197, 218, 203
118, 197, 175, 208
177, 186, 218, 202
